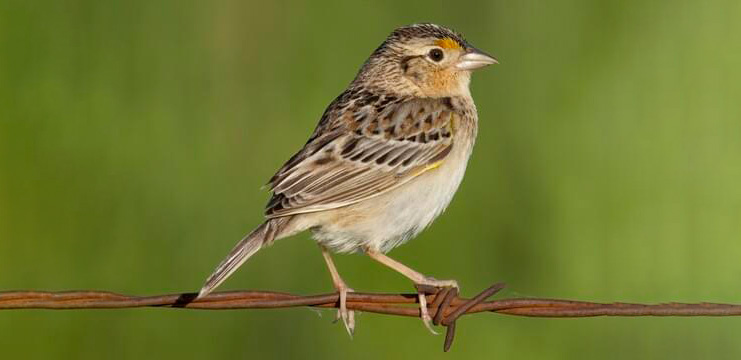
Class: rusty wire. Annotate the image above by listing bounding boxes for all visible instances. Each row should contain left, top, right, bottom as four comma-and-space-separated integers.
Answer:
3, 282, 741, 352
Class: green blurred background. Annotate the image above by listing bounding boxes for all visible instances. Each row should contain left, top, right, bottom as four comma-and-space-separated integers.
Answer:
1, 0, 740, 358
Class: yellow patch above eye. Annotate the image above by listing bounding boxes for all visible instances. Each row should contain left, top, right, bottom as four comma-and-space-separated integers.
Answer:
435, 37, 462, 50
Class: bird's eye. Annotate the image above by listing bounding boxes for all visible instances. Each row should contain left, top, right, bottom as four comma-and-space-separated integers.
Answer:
428, 48, 444, 62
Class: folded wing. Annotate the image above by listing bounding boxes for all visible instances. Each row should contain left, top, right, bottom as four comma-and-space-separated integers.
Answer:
265, 92, 458, 218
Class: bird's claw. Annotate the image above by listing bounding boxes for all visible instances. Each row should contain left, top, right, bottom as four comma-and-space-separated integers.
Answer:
415, 277, 459, 334
332, 285, 355, 337
417, 291, 438, 335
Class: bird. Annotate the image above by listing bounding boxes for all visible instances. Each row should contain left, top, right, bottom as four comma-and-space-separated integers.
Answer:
197, 23, 497, 335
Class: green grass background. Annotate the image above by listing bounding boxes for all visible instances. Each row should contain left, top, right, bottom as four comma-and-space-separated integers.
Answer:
1, 0, 740, 358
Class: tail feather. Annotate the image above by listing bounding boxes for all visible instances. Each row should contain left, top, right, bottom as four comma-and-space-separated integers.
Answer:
197, 221, 278, 299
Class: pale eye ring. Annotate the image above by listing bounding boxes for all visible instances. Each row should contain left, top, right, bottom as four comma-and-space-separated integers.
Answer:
428, 48, 444, 62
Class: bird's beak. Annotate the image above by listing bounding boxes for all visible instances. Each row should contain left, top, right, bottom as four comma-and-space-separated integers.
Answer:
456, 47, 498, 71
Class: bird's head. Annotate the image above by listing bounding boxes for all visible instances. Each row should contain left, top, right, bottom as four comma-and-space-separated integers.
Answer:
353, 23, 497, 98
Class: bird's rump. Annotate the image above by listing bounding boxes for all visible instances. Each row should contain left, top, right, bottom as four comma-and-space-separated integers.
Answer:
265, 94, 458, 218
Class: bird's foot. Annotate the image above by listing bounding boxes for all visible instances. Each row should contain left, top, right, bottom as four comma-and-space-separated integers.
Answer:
332, 282, 356, 337
415, 277, 459, 334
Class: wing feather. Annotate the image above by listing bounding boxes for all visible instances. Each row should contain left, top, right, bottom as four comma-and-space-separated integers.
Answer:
265, 94, 458, 218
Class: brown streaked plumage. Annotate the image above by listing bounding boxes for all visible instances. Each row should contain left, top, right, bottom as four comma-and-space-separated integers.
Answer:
198, 23, 497, 336
266, 96, 456, 218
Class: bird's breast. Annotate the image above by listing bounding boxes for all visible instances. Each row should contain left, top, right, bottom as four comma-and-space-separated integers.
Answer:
310, 110, 478, 254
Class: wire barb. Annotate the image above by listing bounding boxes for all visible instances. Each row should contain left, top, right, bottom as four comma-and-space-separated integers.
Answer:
3, 283, 741, 352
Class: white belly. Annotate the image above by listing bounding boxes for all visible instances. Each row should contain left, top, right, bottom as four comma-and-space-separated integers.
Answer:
309, 136, 474, 254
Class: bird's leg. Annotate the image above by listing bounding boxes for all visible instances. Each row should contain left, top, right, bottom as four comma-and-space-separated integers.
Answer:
319, 245, 355, 336
365, 249, 457, 334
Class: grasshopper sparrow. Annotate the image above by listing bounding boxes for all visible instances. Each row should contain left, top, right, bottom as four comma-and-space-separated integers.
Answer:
198, 23, 497, 335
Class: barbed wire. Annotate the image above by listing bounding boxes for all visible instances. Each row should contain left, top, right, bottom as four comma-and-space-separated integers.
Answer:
3, 282, 741, 352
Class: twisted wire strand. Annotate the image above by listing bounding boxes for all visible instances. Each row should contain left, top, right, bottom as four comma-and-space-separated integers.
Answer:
3, 283, 741, 351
